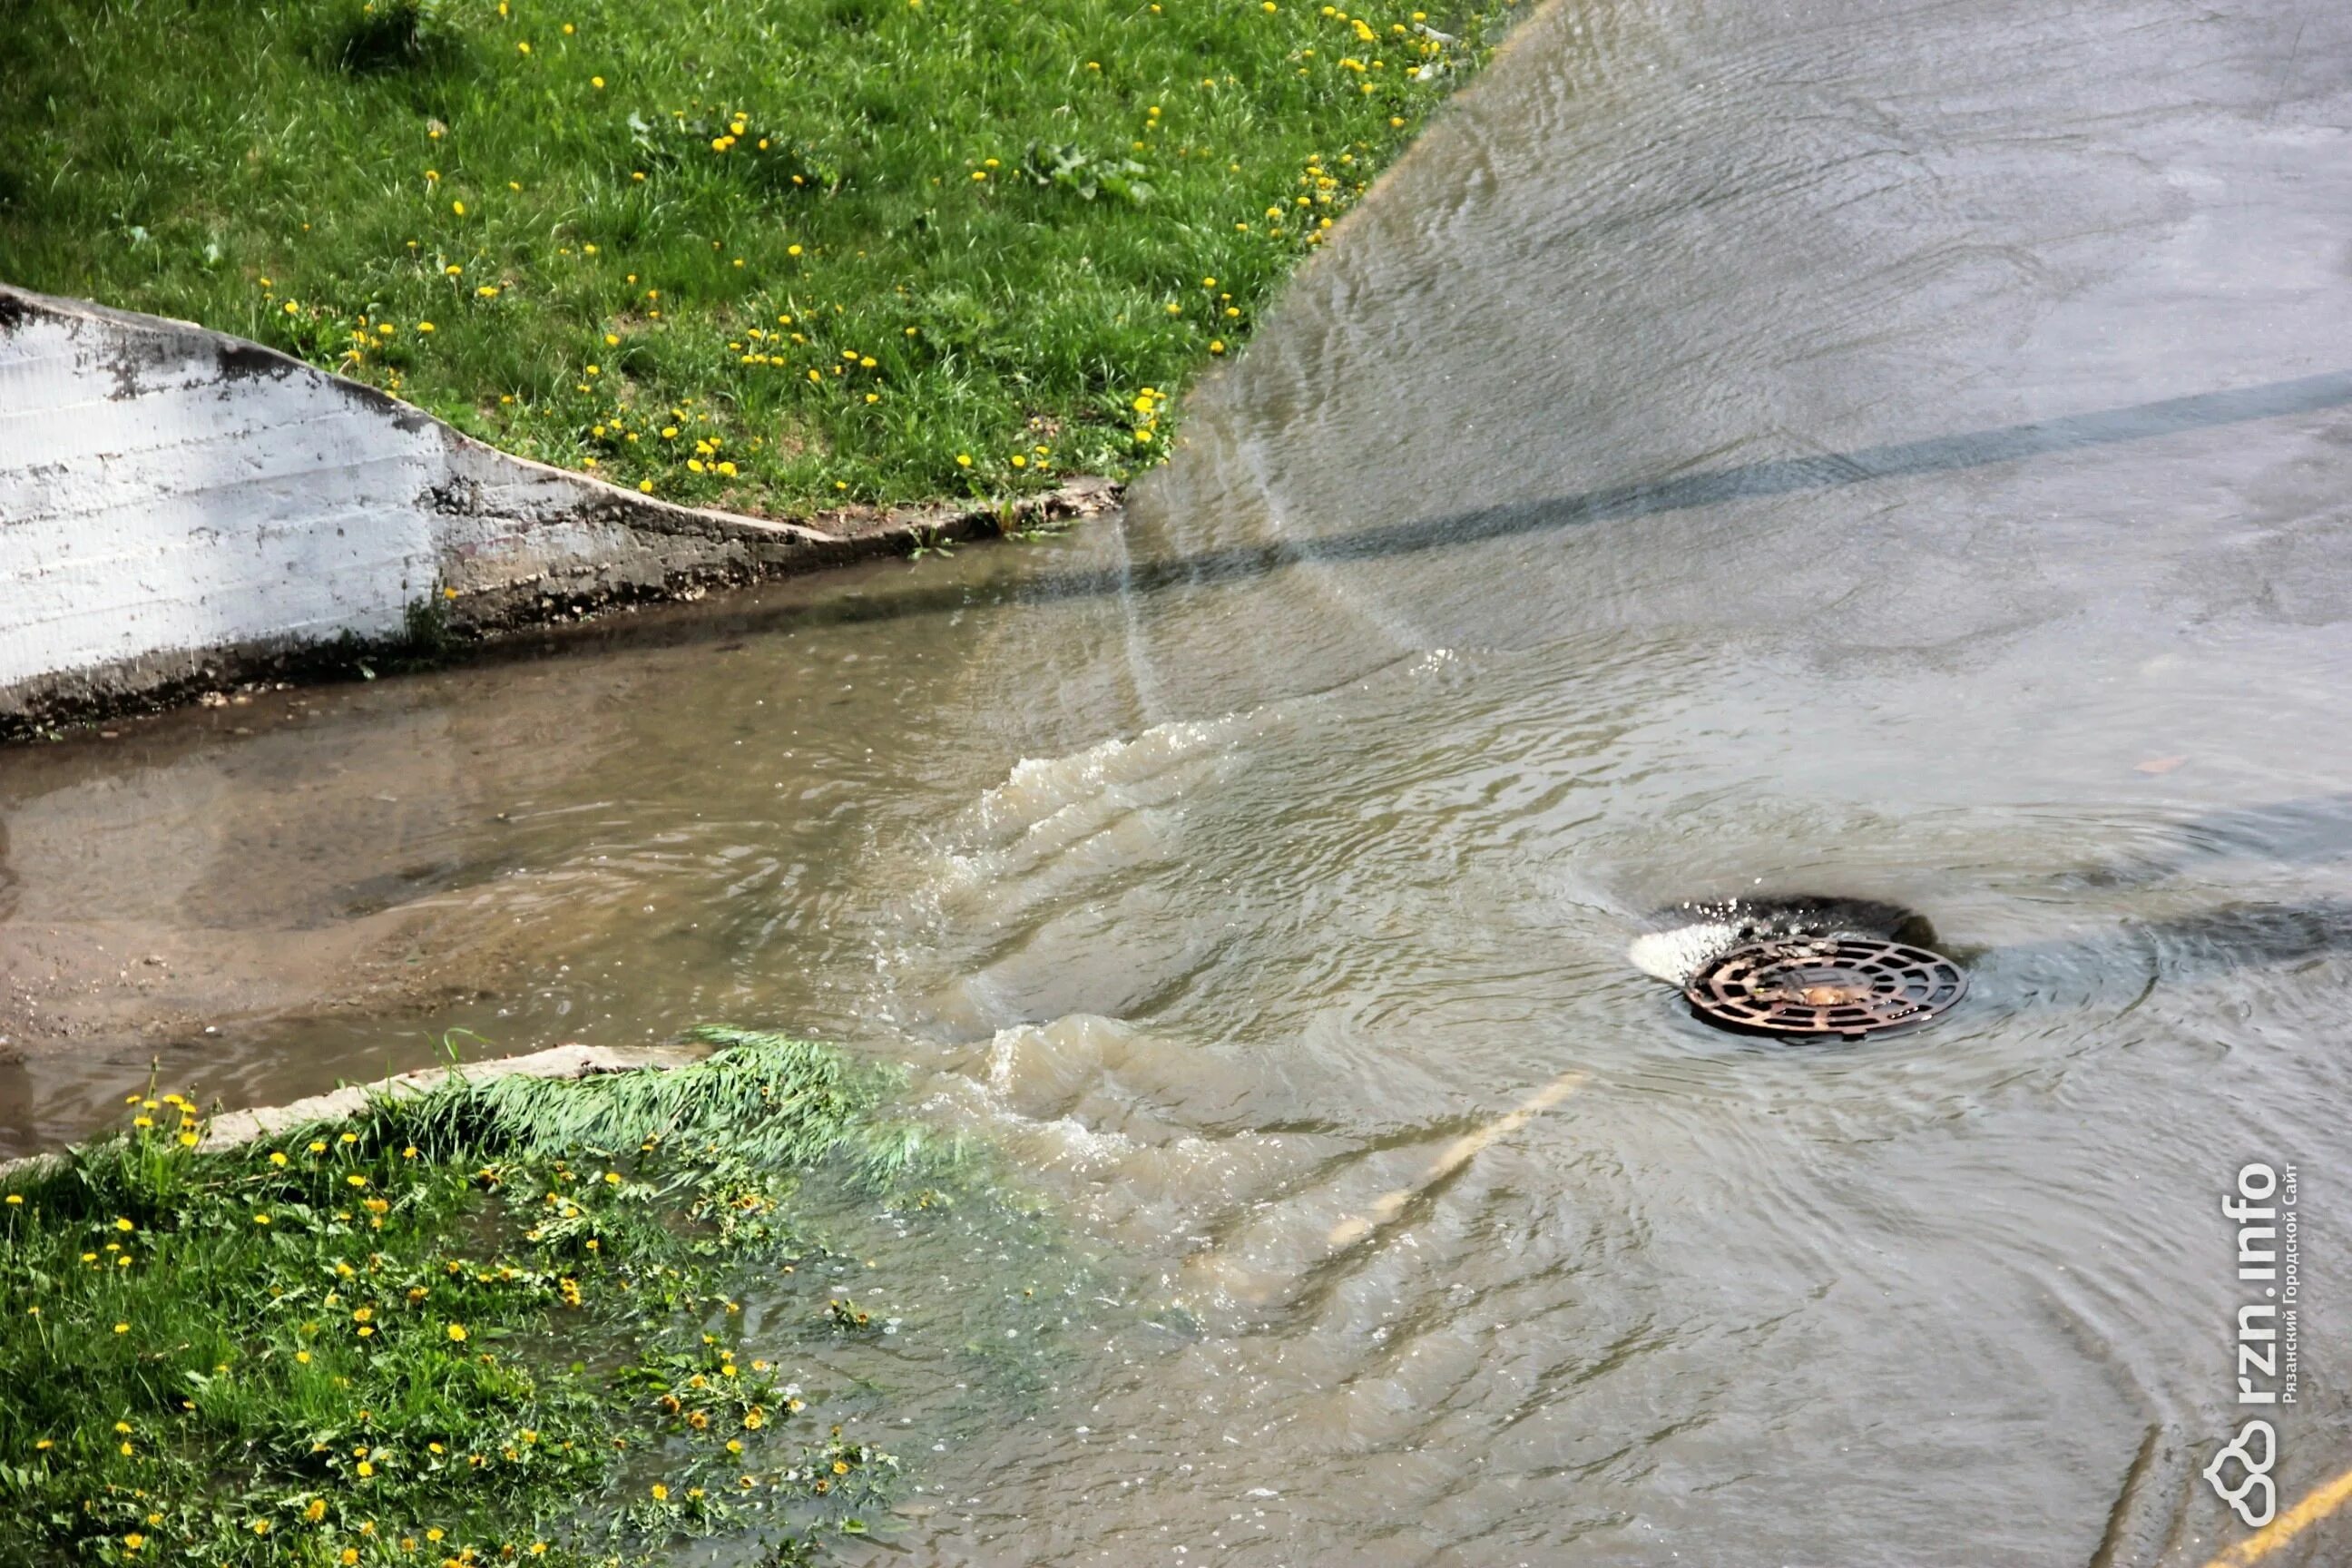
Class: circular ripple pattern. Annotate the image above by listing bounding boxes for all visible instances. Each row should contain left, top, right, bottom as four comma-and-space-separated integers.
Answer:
1685, 937, 1967, 1039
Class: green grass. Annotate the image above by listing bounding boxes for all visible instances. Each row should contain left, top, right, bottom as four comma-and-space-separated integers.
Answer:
0, 0, 1521, 514
0, 1031, 984, 1568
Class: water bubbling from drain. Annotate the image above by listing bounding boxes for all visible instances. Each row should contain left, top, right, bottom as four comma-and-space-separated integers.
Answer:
1625, 892, 1938, 986
12, 0, 2352, 1559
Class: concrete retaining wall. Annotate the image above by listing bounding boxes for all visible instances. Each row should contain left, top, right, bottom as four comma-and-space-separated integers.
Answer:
0, 284, 1116, 727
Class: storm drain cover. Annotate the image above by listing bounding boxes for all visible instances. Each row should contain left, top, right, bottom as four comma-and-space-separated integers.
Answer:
1684, 936, 1966, 1040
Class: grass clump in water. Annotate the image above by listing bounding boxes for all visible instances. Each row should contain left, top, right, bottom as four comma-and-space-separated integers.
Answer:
0, 0, 1522, 513
0, 1028, 968, 1567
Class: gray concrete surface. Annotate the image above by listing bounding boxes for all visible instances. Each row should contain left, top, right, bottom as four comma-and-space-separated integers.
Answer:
0, 284, 1117, 727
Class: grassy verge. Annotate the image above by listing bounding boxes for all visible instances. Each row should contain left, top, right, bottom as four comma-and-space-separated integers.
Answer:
0, 0, 1519, 515
0, 1031, 1020, 1568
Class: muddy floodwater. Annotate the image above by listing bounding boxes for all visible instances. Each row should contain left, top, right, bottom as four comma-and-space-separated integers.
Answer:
9, 0, 2352, 1561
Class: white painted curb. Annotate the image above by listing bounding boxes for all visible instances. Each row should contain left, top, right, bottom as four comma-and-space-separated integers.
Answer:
0, 284, 1115, 725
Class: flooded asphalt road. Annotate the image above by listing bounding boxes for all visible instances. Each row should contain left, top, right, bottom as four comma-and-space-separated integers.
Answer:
7, 0, 2352, 1561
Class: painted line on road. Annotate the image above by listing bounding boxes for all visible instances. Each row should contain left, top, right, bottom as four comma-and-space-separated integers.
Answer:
1326, 1067, 1588, 1249
2200, 1464, 2352, 1568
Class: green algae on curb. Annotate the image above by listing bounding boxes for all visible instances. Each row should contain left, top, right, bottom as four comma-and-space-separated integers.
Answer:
0, 1029, 1017, 1567
0, 0, 1529, 516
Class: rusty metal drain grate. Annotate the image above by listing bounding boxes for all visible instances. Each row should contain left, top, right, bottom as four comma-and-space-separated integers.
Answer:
1684, 936, 1966, 1040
